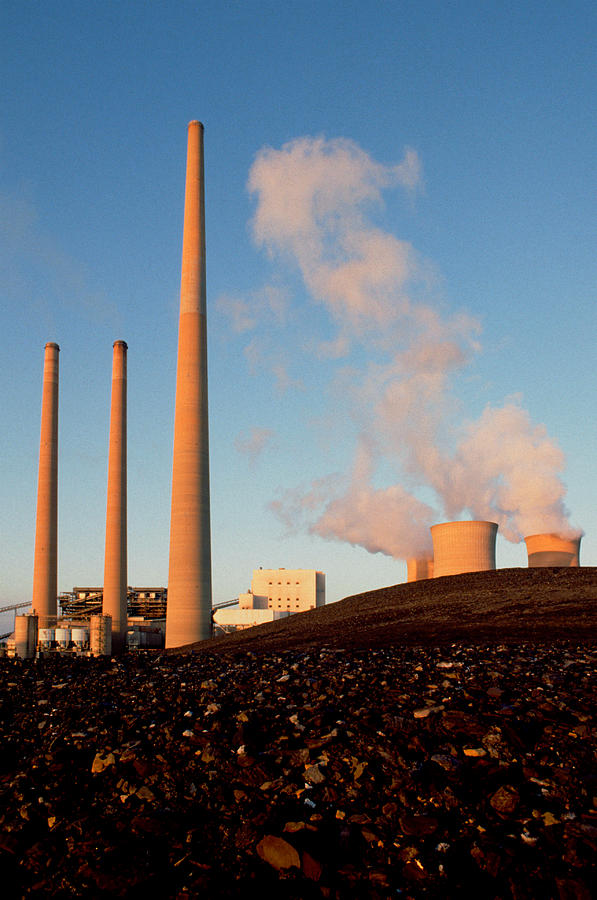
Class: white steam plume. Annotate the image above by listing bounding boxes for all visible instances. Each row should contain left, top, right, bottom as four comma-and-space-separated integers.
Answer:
235, 427, 274, 468
440, 402, 580, 541
269, 459, 435, 560
249, 136, 423, 340
245, 135, 579, 558
309, 442, 435, 558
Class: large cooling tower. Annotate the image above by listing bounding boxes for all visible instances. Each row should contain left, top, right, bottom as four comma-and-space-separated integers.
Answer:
166, 121, 213, 648
407, 557, 434, 582
32, 343, 59, 626
431, 520, 498, 578
103, 341, 128, 653
525, 533, 581, 567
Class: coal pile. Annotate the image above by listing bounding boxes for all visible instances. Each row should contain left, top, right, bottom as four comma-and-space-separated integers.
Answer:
1, 642, 596, 897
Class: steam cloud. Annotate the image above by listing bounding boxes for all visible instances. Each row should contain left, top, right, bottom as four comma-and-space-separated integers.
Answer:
235, 427, 274, 467
225, 135, 579, 560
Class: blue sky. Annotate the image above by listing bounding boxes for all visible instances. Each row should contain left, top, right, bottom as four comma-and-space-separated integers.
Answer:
1, 1, 595, 625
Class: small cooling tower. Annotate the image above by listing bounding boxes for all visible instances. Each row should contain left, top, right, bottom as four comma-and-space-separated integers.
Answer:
406, 557, 434, 582
431, 521, 498, 578
525, 533, 581, 567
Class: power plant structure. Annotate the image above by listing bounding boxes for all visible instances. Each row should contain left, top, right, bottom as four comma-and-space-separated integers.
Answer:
431, 521, 498, 578
61, 587, 167, 620
12, 122, 589, 661
525, 533, 581, 567
102, 340, 128, 653
407, 557, 434, 582
213, 568, 325, 633
31, 343, 60, 627
166, 120, 213, 649
249, 568, 326, 612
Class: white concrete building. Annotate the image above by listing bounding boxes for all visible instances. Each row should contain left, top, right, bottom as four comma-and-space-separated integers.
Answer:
210, 568, 325, 635
250, 568, 325, 612
213, 608, 290, 632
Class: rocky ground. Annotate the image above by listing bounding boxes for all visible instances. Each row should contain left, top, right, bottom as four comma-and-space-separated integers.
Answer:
1, 569, 596, 897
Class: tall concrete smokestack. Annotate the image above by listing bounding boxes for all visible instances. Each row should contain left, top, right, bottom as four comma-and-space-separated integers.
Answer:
103, 340, 128, 653
166, 121, 212, 648
431, 520, 498, 578
525, 533, 581, 567
32, 342, 59, 627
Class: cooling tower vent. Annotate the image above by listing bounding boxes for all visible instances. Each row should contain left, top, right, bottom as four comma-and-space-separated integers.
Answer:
431, 520, 498, 578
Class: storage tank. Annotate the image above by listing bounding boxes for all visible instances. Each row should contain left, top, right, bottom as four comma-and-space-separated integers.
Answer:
90, 614, 112, 656
406, 557, 434, 582
38, 627, 55, 648
525, 533, 581, 567
15, 614, 38, 659
55, 626, 71, 648
431, 521, 498, 578
71, 626, 89, 648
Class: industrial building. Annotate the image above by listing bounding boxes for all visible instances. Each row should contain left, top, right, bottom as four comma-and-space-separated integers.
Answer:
60, 587, 168, 621
212, 569, 325, 634
212, 606, 290, 634
5, 613, 114, 659
248, 568, 325, 612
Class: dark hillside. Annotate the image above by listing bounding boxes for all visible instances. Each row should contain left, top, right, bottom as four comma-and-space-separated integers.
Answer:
190, 567, 597, 655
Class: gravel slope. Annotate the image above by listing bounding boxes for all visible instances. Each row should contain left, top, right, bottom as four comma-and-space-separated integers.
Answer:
193, 568, 597, 655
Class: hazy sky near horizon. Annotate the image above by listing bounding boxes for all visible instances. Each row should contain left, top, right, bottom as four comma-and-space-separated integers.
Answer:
1, 1, 595, 622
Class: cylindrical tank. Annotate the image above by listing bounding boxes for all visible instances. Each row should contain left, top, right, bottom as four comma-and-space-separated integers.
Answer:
15, 614, 38, 659
71, 626, 89, 648
525, 533, 581, 567
406, 557, 434, 582
38, 627, 55, 647
431, 521, 498, 578
90, 614, 112, 656
55, 626, 71, 648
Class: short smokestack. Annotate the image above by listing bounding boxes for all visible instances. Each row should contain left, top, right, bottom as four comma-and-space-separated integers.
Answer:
15, 614, 38, 659
90, 614, 112, 657
407, 557, 434, 582
431, 520, 498, 578
166, 121, 213, 648
525, 533, 581, 567
103, 341, 128, 653
32, 343, 60, 627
